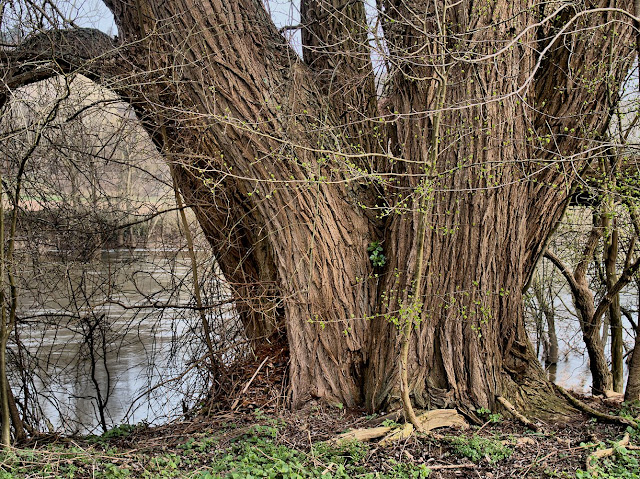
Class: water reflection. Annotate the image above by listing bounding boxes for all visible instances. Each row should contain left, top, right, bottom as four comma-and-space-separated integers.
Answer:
14, 249, 232, 435
533, 289, 634, 395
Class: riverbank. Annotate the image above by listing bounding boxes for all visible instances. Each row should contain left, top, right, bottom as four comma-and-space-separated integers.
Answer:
3, 398, 639, 478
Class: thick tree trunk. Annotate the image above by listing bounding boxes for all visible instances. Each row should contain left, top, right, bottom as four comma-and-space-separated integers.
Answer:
2, 0, 636, 416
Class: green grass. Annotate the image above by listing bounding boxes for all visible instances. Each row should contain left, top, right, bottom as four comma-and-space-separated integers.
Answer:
0, 423, 432, 479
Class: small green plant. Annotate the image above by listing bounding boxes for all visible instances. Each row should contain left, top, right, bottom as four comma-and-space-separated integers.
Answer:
619, 401, 640, 423
381, 419, 401, 428
489, 413, 503, 423
179, 435, 219, 453
210, 436, 311, 478
474, 407, 501, 423
386, 460, 431, 478
88, 424, 138, 446
577, 446, 640, 478
313, 439, 369, 465
450, 435, 513, 463
368, 241, 386, 267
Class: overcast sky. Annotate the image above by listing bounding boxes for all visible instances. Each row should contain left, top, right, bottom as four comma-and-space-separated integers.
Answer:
86, 0, 301, 36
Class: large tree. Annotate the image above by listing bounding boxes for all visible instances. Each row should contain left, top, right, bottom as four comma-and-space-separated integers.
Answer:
1, 0, 638, 417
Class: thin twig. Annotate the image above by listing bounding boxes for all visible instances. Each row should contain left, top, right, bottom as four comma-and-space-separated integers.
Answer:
231, 356, 270, 411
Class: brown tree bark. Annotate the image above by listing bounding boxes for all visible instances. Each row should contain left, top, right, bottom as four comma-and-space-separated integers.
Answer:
626, 327, 640, 401
545, 229, 614, 394
604, 217, 624, 392
2, 0, 637, 416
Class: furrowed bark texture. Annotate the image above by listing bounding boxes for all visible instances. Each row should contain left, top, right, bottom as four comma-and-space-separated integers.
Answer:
102, 0, 377, 407
3, 0, 636, 414
545, 228, 614, 394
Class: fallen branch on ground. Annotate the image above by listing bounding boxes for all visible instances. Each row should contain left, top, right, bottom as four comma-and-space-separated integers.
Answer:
333, 409, 468, 446
587, 433, 630, 471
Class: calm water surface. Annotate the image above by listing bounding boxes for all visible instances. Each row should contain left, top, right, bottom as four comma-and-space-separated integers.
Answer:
15, 249, 231, 434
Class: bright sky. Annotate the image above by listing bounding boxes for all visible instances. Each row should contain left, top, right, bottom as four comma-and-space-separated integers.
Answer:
87, 0, 301, 36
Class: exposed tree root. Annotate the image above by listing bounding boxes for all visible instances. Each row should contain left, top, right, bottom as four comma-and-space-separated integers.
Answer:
333, 409, 468, 446
554, 385, 638, 428
587, 433, 630, 471
496, 396, 539, 431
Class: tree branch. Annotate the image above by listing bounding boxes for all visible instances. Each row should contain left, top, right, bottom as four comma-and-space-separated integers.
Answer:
543, 249, 580, 298
592, 254, 640, 326
0, 28, 124, 108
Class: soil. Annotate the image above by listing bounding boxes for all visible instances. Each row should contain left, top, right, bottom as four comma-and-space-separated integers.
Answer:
19, 397, 630, 478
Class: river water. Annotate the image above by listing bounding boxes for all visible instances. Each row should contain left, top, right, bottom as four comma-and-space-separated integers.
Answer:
529, 289, 635, 395
13, 249, 236, 435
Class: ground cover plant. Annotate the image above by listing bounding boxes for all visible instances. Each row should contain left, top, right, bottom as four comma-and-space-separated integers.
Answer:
0, 400, 637, 478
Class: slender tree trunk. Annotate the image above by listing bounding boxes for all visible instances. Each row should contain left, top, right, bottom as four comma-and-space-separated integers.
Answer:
534, 280, 558, 366
0, 171, 9, 447
626, 329, 640, 401
604, 217, 624, 392
6, 379, 24, 443
545, 228, 614, 394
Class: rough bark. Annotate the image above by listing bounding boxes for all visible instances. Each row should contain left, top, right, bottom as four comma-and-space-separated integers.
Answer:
2, 0, 637, 416
300, 0, 379, 156
545, 234, 614, 394
604, 217, 624, 392
626, 329, 640, 401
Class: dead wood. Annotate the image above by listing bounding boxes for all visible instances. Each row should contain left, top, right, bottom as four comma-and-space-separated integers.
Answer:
497, 396, 539, 431
336, 409, 468, 446
332, 426, 393, 443
379, 423, 414, 446
231, 356, 270, 411
587, 433, 630, 471
416, 409, 469, 432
